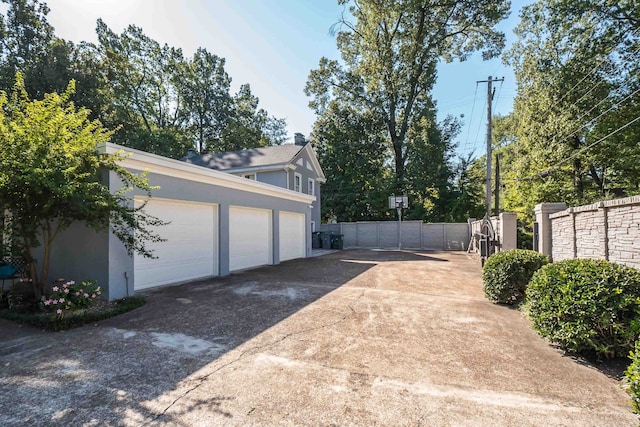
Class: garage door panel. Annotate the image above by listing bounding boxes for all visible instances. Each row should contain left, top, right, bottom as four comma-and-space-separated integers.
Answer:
279, 211, 306, 262
134, 198, 218, 290
229, 206, 272, 271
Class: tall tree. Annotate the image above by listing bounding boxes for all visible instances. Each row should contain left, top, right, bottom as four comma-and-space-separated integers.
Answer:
404, 111, 460, 221
502, 0, 640, 221
95, 19, 191, 158
221, 84, 286, 151
306, 0, 510, 192
178, 47, 232, 153
0, 0, 52, 93
312, 102, 391, 222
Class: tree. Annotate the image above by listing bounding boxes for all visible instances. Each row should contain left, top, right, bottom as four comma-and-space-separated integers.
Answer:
178, 47, 232, 153
499, 0, 640, 223
0, 0, 55, 94
221, 84, 287, 151
404, 112, 460, 221
447, 155, 486, 222
305, 0, 510, 192
312, 102, 391, 221
0, 75, 164, 299
95, 19, 192, 158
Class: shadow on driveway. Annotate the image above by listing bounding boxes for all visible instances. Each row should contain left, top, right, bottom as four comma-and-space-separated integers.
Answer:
0, 249, 635, 426
0, 249, 445, 425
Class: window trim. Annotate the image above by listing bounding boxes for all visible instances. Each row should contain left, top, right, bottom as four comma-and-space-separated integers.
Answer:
308, 178, 314, 196
294, 172, 302, 193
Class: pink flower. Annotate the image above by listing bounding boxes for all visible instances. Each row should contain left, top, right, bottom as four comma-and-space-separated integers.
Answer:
92, 294, 96, 298
56, 309, 62, 314
84, 293, 89, 298
75, 291, 80, 296
44, 300, 51, 306
59, 298, 65, 303
52, 299, 58, 304
52, 286, 59, 292
68, 280, 75, 285
64, 288, 69, 294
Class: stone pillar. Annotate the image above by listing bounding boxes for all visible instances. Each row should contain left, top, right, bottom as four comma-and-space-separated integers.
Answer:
499, 212, 518, 251
534, 203, 567, 259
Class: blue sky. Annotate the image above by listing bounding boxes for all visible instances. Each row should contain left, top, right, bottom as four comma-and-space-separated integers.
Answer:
42, 0, 531, 158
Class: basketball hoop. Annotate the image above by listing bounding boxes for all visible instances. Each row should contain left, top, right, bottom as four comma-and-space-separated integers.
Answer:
388, 195, 408, 209
388, 195, 408, 249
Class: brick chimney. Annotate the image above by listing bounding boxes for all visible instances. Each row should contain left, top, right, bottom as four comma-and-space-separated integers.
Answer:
294, 133, 307, 146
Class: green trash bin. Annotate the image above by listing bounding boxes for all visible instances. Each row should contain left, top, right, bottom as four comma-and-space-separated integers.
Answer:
320, 232, 332, 249
312, 231, 321, 249
330, 234, 344, 250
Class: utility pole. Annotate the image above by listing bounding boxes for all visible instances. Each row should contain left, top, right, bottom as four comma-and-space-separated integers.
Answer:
494, 153, 500, 216
477, 76, 504, 218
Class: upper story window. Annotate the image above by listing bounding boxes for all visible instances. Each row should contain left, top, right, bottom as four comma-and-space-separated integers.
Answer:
294, 173, 302, 192
308, 178, 314, 196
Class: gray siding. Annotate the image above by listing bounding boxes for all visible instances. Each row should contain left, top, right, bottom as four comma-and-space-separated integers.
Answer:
287, 147, 322, 227
43, 167, 313, 299
257, 170, 288, 188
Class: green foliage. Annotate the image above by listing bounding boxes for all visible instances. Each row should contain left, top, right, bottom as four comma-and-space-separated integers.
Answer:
95, 20, 286, 157
482, 249, 548, 304
0, 74, 166, 298
527, 259, 640, 358
501, 0, 640, 222
312, 102, 392, 221
625, 340, 640, 415
0, 295, 146, 331
517, 228, 533, 250
444, 154, 486, 222
306, 0, 509, 192
0, 3, 287, 160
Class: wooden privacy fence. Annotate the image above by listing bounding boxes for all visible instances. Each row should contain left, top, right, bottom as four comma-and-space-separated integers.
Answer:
319, 220, 469, 251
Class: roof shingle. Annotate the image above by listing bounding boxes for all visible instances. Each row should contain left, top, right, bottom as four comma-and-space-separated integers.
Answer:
184, 145, 303, 170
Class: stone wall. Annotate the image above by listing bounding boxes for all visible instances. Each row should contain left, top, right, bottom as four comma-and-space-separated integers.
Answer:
319, 221, 469, 251
547, 195, 640, 269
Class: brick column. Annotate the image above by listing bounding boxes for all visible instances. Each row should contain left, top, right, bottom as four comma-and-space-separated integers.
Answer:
534, 203, 567, 259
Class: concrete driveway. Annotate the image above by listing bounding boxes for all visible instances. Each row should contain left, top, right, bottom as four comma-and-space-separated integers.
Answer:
0, 250, 635, 426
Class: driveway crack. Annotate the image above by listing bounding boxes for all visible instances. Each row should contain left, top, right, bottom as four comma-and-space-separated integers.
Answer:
146, 289, 366, 424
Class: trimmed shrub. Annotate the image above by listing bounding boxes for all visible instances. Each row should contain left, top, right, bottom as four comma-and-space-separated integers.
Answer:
482, 249, 548, 304
527, 259, 640, 358
626, 341, 640, 414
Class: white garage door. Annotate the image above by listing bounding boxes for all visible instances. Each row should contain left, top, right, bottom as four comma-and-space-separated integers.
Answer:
134, 198, 218, 290
229, 206, 272, 271
279, 211, 306, 262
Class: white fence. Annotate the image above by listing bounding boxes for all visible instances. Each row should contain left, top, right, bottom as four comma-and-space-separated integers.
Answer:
319, 220, 469, 251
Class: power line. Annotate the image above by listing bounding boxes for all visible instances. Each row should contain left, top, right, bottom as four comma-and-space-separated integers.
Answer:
472, 97, 486, 151
553, 85, 640, 146
464, 83, 479, 149
504, 112, 640, 184
553, 114, 640, 169
556, 21, 640, 104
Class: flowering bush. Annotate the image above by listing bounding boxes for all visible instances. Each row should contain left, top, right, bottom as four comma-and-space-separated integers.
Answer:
39, 280, 102, 318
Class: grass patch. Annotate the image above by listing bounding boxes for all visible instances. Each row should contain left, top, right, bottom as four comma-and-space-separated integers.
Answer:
0, 296, 146, 331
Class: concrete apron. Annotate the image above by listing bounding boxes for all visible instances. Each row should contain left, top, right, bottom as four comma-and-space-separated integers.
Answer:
0, 250, 635, 426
